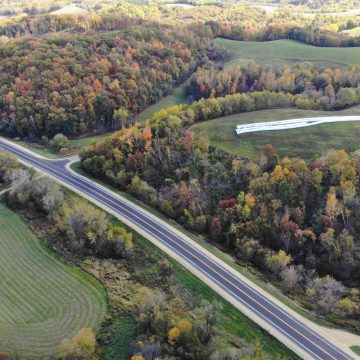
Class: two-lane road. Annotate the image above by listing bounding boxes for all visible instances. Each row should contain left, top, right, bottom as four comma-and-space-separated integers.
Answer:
0, 138, 355, 360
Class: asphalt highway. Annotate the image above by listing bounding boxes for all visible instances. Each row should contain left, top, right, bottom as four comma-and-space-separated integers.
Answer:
0, 138, 355, 360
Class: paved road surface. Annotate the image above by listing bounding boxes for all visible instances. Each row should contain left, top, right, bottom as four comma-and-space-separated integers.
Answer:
0, 138, 355, 360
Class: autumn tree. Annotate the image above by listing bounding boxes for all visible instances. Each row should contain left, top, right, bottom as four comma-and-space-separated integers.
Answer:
59, 328, 96, 360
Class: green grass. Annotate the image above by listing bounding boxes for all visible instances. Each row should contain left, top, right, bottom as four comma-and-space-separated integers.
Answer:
214, 38, 360, 69
70, 162, 336, 329
351, 345, 360, 355
134, 79, 190, 122
191, 106, 360, 160
69, 132, 113, 149
103, 315, 136, 360
9, 132, 113, 159
342, 27, 360, 37
0, 203, 107, 359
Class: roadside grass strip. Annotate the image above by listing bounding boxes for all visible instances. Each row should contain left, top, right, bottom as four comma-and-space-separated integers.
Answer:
0, 204, 107, 359
236, 116, 360, 135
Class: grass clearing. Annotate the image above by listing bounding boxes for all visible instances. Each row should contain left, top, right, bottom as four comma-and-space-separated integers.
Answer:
134, 79, 190, 123
103, 315, 136, 360
214, 38, 360, 69
0, 203, 107, 359
191, 106, 360, 160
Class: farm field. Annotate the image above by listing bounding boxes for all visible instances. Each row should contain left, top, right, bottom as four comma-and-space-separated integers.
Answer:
214, 38, 360, 68
191, 106, 360, 159
0, 203, 107, 358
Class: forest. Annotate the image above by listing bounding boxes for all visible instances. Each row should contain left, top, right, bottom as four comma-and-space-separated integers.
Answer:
0, 23, 215, 138
80, 103, 360, 331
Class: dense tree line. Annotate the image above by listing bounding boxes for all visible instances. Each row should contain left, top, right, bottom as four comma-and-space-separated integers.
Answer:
208, 21, 360, 47
0, 13, 146, 38
0, 24, 213, 139
189, 63, 360, 110
2, 1, 360, 45
80, 111, 360, 329
1, 3, 360, 142
146, 76, 360, 127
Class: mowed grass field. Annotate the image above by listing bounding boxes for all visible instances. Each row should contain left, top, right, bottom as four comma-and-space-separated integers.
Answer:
191, 106, 360, 160
0, 204, 107, 358
214, 38, 360, 68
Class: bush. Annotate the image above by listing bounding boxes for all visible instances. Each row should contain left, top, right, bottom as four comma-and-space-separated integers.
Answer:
59, 328, 96, 360
51, 134, 70, 152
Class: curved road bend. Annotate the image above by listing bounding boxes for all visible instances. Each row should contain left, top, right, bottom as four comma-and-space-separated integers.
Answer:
0, 138, 355, 360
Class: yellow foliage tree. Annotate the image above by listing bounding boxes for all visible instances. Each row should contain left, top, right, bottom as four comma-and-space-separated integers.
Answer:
326, 188, 339, 219
271, 165, 285, 183
178, 319, 192, 334
60, 328, 96, 360
245, 193, 256, 209
168, 326, 181, 345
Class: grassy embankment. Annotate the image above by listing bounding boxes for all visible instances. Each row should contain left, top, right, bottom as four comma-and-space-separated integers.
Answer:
134, 78, 190, 122
0, 203, 107, 359
351, 345, 360, 355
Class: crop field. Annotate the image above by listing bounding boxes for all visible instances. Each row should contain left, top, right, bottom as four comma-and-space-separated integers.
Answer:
0, 204, 107, 358
191, 106, 360, 160
214, 38, 360, 68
